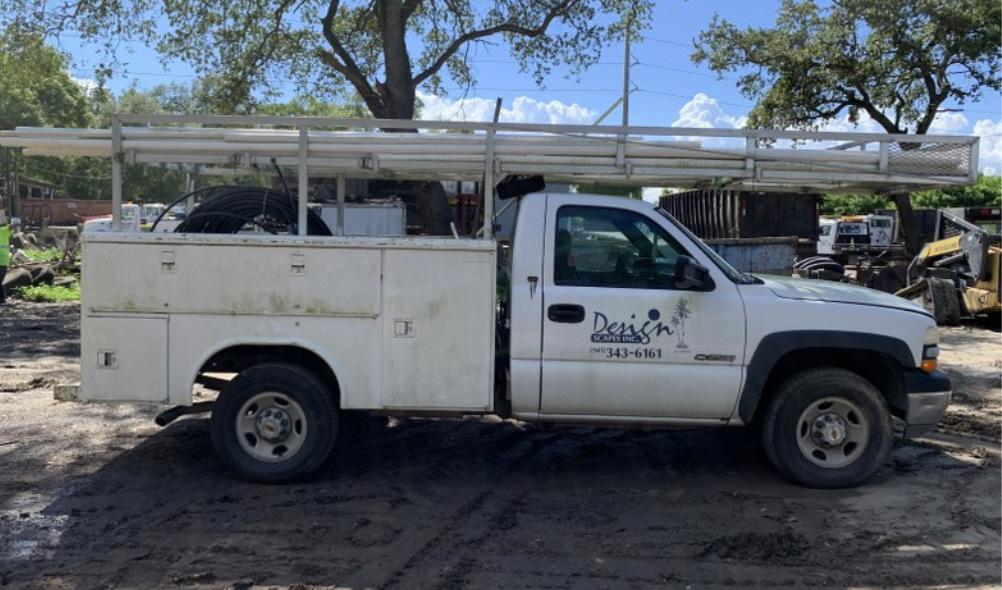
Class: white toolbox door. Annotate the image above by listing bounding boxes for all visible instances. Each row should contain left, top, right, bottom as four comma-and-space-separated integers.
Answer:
81, 315, 169, 402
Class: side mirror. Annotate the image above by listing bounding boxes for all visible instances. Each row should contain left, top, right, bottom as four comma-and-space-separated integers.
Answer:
675, 255, 714, 291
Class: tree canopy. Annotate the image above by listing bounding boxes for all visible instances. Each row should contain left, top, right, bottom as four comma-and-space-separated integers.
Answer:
6, 0, 651, 120
692, 0, 1001, 252
821, 175, 1002, 215
0, 27, 90, 130
692, 0, 1001, 134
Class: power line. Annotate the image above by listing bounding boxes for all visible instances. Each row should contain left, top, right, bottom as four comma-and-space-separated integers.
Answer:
643, 36, 694, 48
634, 61, 736, 81
473, 58, 625, 66
448, 87, 619, 93
636, 89, 754, 109
72, 68, 197, 79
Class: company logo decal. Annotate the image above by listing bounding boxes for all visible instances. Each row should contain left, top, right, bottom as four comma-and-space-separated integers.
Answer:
589, 297, 691, 350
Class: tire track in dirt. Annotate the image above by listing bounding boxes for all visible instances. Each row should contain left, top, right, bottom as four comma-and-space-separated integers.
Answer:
380, 432, 558, 589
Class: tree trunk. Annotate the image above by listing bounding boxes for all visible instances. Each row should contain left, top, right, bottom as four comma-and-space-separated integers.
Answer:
892, 193, 921, 257
323, 2, 446, 233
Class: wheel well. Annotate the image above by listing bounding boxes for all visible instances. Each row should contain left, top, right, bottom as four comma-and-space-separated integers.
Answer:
199, 345, 341, 405
755, 348, 907, 422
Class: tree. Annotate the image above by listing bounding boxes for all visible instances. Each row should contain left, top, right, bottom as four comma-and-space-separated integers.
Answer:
911, 174, 1002, 209
692, 0, 1001, 253
6, 1, 651, 233
0, 26, 94, 214
820, 175, 1001, 216
0, 27, 91, 130
8, 1, 649, 121
820, 194, 892, 216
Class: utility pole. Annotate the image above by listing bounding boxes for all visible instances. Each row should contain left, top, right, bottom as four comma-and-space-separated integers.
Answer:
622, 11, 632, 127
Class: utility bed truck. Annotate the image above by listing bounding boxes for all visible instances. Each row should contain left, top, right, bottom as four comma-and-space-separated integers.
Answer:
3, 115, 972, 488
79, 192, 950, 488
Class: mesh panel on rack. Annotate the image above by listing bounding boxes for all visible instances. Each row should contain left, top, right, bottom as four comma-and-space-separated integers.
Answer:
888, 141, 972, 176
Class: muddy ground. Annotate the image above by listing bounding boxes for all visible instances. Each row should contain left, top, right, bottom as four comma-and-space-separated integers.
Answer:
0, 302, 999, 589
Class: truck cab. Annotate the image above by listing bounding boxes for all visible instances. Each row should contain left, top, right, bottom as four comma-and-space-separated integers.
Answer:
818, 217, 870, 255
82, 203, 142, 233
508, 193, 746, 423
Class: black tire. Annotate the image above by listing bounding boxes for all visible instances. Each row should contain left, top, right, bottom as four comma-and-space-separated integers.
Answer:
927, 278, 961, 326
211, 362, 337, 482
761, 367, 893, 488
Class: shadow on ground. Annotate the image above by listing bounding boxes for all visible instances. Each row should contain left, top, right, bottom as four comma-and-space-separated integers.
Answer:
4, 415, 999, 589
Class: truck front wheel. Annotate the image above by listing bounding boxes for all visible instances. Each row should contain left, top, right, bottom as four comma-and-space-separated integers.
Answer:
211, 363, 338, 482
760, 368, 893, 488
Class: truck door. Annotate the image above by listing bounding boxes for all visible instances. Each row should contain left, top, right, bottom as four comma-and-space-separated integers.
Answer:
538, 195, 746, 420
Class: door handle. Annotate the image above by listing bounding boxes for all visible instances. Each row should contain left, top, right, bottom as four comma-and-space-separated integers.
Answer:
548, 303, 585, 323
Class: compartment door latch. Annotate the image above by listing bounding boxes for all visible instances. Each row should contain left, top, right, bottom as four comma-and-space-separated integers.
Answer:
160, 251, 176, 272
290, 253, 307, 275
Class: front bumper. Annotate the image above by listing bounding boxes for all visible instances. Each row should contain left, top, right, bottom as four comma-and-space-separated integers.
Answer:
902, 369, 952, 438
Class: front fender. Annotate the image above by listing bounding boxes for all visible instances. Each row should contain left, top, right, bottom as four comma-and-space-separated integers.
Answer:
737, 330, 915, 423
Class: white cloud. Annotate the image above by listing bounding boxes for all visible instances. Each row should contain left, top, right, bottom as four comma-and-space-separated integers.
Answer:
668, 93, 747, 148
641, 187, 662, 203
72, 76, 98, 94
681, 99, 997, 174
973, 118, 1002, 175
418, 90, 998, 174
816, 111, 883, 134
417, 92, 596, 125
671, 92, 747, 129
819, 110, 972, 136
927, 111, 969, 134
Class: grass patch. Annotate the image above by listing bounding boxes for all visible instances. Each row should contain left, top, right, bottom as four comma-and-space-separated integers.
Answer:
14, 282, 81, 302
22, 247, 72, 263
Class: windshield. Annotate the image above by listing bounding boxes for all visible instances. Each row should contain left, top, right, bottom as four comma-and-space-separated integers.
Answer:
655, 207, 752, 284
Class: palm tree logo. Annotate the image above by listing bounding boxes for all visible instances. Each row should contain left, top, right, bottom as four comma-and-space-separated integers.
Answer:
671, 297, 691, 349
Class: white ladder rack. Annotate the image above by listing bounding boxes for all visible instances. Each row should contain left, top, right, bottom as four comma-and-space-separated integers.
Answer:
0, 114, 980, 238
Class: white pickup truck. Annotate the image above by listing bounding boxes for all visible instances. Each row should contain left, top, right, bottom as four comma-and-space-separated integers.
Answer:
77, 191, 951, 488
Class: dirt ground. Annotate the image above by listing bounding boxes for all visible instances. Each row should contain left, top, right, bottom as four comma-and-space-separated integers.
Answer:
0, 302, 999, 589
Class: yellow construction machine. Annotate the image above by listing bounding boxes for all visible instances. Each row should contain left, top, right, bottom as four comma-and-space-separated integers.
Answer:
897, 208, 1001, 325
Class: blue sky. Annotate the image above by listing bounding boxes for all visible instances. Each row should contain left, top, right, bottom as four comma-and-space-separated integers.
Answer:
58, 0, 1002, 175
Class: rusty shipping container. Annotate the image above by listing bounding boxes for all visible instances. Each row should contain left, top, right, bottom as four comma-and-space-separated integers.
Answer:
660, 189, 820, 240
660, 190, 820, 274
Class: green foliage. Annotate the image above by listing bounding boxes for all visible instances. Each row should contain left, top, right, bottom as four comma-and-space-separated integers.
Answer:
0, 27, 91, 130
911, 175, 1002, 208
0, 26, 103, 204
820, 194, 892, 215
692, 0, 1001, 134
14, 75, 379, 202
822, 175, 1001, 214
22, 247, 66, 262
4, 0, 652, 120
13, 281, 80, 302
255, 96, 370, 119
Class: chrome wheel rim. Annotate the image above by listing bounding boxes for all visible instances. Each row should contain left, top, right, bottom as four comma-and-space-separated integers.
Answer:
236, 392, 308, 462
796, 396, 869, 469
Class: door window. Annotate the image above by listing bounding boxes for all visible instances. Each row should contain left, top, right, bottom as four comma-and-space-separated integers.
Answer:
554, 205, 690, 289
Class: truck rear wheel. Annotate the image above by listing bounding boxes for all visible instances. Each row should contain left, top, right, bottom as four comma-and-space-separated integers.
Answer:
211, 363, 337, 482
760, 368, 892, 488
